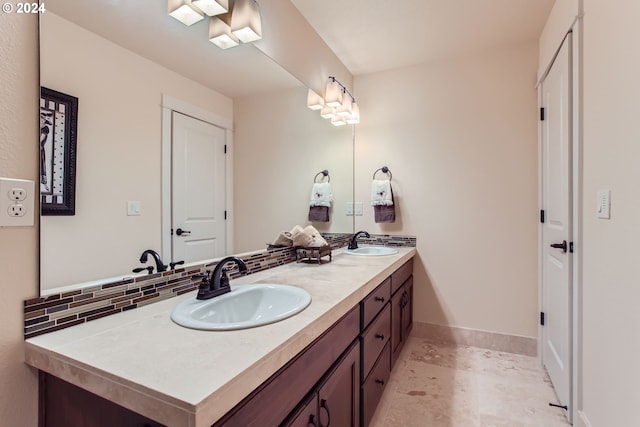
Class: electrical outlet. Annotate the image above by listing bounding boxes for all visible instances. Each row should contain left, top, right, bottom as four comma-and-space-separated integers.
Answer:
0, 177, 35, 227
354, 202, 363, 216
8, 204, 26, 217
9, 188, 27, 201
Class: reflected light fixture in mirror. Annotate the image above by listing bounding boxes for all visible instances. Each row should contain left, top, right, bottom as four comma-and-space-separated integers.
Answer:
168, 0, 205, 26
324, 78, 343, 107
331, 115, 347, 126
307, 89, 324, 110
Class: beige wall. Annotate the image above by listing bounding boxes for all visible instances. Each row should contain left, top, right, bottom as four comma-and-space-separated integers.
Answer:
581, 0, 640, 425
354, 41, 540, 338
0, 12, 39, 427
233, 87, 353, 252
40, 13, 233, 291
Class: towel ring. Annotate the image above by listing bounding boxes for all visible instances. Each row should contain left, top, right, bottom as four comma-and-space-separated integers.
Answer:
373, 166, 392, 181
314, 170, 330, 183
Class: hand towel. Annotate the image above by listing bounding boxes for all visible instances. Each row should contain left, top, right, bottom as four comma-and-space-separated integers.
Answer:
373, 181, 396, 223
310, 182, 333, 207
308, 205, 329, 222
371, 180, 393, 206
271, 231, 293, 247
291, 226, 314, 247
303, 225, 329, 247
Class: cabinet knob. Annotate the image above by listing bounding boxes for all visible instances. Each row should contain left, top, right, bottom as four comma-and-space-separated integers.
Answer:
375, 333, 385, 340
375, 378, 385, 386
374, 296, 385, 303
308, 414, 320, 427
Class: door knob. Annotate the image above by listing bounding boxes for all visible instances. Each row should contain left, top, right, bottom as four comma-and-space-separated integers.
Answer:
176, 228, 191, 236
550, 240, 567, 253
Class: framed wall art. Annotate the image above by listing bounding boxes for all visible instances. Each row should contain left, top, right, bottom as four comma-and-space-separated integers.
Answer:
40, 87, 78, 215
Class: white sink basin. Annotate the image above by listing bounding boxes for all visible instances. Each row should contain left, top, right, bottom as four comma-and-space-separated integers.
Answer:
343, 246, 399, 256
171, 284, 311, 331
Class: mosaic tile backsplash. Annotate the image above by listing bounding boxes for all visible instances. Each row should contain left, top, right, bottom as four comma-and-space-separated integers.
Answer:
24, 233, 416, 338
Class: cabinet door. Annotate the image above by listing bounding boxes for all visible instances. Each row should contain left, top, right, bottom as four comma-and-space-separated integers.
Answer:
317, 342, 360, 427
402, 277, 413, 339
283, 393, 319, 427
390, 288, 404, 367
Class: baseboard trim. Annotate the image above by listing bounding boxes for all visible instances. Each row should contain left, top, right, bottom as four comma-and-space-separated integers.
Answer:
411, 321, 537, 356
574, 410, 592, 427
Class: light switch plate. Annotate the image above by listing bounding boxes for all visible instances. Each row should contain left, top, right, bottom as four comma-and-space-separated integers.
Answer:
596, 189, 611, 219
354, 202, 363, 216
127, 200, 142, 216
345, 202, 354, 216
0, 177, 35, 227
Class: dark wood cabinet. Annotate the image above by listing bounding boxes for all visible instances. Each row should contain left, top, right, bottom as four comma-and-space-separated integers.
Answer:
39, 257, 414, 427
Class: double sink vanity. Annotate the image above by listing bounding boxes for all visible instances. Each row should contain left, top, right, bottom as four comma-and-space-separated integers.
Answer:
26, 246, 415, 427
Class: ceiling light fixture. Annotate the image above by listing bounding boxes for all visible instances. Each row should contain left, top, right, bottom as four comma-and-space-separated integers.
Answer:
168, 0, 205, 26
313, 76, 360, 125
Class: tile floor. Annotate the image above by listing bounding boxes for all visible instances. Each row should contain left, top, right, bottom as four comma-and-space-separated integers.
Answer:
370, 336, 571, 427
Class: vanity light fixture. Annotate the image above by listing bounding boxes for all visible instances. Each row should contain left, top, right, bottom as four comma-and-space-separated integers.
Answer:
314, 76, 360, 124
168, 0, 205, 26
320, 105, 336, 119
209, 13, 240, 49
346, 102, 360, 124
307, 89, 325, 110
324, 77, 343, 107
192, 0, 229, 16
169, 0, 262, 50
230, 0, 262, 43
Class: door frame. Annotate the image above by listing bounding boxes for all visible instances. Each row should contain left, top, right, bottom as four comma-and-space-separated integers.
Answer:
160, 94, 234, 262
537, 25, 583, 425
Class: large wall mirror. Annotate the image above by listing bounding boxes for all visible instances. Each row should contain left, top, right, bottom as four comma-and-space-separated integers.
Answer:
39, 1, 354, 295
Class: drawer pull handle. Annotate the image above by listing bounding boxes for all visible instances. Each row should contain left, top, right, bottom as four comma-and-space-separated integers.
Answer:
308, 414, 319, 427
375, 333, 385, 340
374, 296, 385, 302
375, 379, 385, 386
320, 399, 331, 427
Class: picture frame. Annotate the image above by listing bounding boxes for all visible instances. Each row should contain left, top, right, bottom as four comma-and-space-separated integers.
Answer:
40, 87, 78, 215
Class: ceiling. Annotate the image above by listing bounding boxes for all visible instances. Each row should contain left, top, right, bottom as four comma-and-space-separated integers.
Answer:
291, 0, 555, 76
46, 0, 555, 98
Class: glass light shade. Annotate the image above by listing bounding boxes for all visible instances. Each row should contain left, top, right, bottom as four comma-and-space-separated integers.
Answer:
324, 79, 343, 107
168, 0, 204, 26
346, 102, 360, 124
209, 14, 239, 49
193, 0, 228, 16
335, 92, 353, 116
231, 0, 262, 43
320, 105, 336, 119
331, 115, 347, 126
307, 89, 324, 110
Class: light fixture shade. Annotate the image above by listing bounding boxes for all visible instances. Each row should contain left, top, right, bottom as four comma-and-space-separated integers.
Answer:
193, 0, 228, 16
324, 79, 343, 107
307, 89, 324, 110
346, 102, 360, 124
209, 14, 239, 49
231, 0, 262, 43
331, 115, 347, 126
320, 105, 336, 119
168, 0, 205, 26
335, 92, 353, 116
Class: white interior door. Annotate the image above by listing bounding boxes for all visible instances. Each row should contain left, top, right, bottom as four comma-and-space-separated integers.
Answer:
540, 35, 572, 417
172, 111, 227, 263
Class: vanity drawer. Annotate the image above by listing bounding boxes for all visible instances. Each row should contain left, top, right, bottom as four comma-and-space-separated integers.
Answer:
361, 304, 391, 378
361, 277, 391, 329
391, 258, 413, 295
361, 341, 391, 427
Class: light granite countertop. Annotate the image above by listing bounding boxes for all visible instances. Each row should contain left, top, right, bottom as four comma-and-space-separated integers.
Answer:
25, 247, 416, 427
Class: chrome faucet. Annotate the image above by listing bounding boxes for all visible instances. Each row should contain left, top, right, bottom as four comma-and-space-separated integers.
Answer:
139, 249, 167, 273
197, 256, 247, 300
348, 231, 370, 250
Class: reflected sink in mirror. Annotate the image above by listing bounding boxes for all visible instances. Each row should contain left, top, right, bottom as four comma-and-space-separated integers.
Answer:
171, 284, 312, 331
343, 247, 399, 256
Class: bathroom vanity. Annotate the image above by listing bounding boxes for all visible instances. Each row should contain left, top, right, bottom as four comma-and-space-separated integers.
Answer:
26, 248, 415, 427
